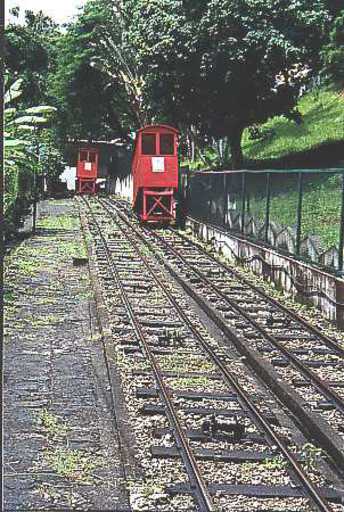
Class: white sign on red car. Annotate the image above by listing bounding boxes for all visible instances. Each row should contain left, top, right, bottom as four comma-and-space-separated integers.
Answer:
152, 157, 165, 172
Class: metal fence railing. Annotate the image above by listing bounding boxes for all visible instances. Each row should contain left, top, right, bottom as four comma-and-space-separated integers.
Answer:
182, 168, 344, 274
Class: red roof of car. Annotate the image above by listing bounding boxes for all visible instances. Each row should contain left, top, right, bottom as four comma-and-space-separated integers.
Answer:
137, 124, 179, 134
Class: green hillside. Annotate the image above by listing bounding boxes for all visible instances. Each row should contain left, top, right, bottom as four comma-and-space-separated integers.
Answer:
242, 88, 344, 253
242, 88, 344, 163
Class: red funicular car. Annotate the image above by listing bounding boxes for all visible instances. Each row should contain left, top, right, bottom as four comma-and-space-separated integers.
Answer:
132, 124, 179, 223
76, 147, 99, 194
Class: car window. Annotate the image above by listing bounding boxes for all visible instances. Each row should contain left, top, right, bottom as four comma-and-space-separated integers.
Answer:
160, 134, 174, 155
142, 133, 156, 155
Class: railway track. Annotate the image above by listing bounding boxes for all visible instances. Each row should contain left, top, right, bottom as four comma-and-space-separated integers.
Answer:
81, 196, 344, 512
107, 198, 344, 460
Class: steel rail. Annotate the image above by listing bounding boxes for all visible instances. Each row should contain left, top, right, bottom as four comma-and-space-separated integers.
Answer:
98, 197, 334, 512
78, 208, 136, 493
83, 197, 214, 512
129, 220, 344, 416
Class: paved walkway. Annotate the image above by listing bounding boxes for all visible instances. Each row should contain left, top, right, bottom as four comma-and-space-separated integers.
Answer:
4, 199, 130, 511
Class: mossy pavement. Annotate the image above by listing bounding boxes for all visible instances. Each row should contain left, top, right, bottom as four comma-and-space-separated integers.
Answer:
3, 199, 130, 511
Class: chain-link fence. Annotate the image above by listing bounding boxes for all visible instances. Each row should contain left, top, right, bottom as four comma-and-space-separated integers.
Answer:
183, 168, 344, 273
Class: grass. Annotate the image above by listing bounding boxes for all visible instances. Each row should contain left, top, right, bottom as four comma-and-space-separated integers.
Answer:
184, 86, 344, 252
29, 314, 64, 327
4, 288, 15, 303
37, 409, 99, 484
45, 448, 97, 481
248, 173, 341, 250
169, 376, 221, 390
35, 296, 58, 306
261, 455, 287, 471
300, 443, 324, 473
37, 213, 87, 259
6, 233, 86, 278
157, 354, 214, 373
58, 239, 87, 259
5, 242, 55, 278
242, 88, 344, 162
37, 214, 80, 231
38, 409, 67, 438
127, 479, 167, 503
11, 253, 41, 277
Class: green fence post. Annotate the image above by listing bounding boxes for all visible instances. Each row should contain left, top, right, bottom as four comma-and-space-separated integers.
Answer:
32, 137, 39, 235
241, 172, 246, 234
207, 174, 212, 220
223, 173, 227, 226
338, 173, 344, 272
295, 171, 304, 257
264, 172, 271, 243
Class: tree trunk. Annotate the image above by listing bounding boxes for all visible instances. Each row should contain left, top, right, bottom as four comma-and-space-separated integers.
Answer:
229, 127, 244, 170
189, 125, 197, 162
223, 137, 231, 166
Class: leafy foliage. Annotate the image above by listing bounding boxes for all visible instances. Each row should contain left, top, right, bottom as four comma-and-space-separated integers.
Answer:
51, 0, 137, 141
5, 0, 344, 193
127, 0, 329, 167
4, 8, 65, 237
48, 0, 335, 167
322, 10, 344, 85
5, 9, 60, 106
4, 75, 59, 237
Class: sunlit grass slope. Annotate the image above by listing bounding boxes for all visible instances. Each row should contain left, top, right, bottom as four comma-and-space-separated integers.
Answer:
242, 88, 344, 162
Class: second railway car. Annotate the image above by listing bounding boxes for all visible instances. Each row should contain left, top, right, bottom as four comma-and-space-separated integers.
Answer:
76, 146, 99, 194
132, 124, 179, 223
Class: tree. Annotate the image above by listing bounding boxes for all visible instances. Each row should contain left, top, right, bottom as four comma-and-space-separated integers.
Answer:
128, 0, 329, 168
322, 10, 344, 85
4, 8, 59, 106
324, 1, 343, 17
51, 0, 137, 142
88, 0, 148, 127
4, 10, 66, 235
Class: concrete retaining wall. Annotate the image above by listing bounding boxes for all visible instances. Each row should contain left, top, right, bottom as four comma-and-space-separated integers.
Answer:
187, 216, 344, 327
